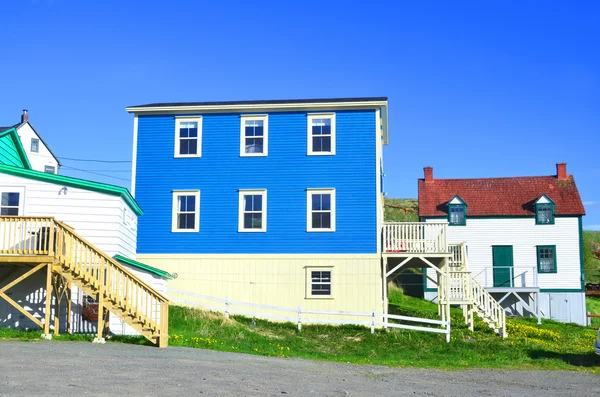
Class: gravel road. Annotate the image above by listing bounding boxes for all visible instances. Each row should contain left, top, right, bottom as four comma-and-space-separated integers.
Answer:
0, 341, 597, 396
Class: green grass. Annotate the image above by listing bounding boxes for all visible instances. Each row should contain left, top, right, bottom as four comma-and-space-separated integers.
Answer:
584, 231, 600, 283
2, 293, 598, 372
166, 290, 600, 373
384, 198, 419, 222
587, 297, 600, 326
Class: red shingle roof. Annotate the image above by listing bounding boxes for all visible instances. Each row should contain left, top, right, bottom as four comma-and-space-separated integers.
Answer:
418, 175, 585, 217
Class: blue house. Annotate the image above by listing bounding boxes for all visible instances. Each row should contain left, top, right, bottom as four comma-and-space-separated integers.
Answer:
127, 97, 389, 314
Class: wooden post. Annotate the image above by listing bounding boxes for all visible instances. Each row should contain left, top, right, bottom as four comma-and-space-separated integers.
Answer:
96, 294, 104, 342
66, 286, 72, 334
382, 257, 388, 326
159, 301, 169, 348
444, 257, 451, 342
43, 263, 53, 337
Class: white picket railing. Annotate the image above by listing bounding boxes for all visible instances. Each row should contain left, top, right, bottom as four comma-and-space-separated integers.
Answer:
474, 266, 538, 289
170, 289, 451, 342
382, 222, 448, 254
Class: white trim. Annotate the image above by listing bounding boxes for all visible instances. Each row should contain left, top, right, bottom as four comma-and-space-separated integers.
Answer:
238, 189, 267, 232
449, 196, 465, 205
307, 113, 336, 155
240, 115, 268, 157
535, 195, 553, 204
131, 115, 138, 196
171, 190, 200, 233
127, 100, 388, 114
375, 109, 382, 254
174, 117, 202, 158
306, 188, 336, 232
0, 187, 25, 216
305, 266, 334, 299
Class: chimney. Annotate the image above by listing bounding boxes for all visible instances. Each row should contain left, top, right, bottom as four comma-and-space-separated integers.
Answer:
424, 166, 434, 183
21, 109, 28, 123
556, 163, 567, 181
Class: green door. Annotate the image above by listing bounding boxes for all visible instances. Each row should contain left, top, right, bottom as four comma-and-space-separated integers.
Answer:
492, 246, 514, 287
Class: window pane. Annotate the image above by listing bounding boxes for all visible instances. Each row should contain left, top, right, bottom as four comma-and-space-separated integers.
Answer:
244, 213, 262, 229
312, 137, 322, 152
185, 196, 195, 212
245, 138, 263, 153
253, 195, 262, 211
312, 194, 321, 211
312, 213, 322, 229
178, 213, 195, 230
321, 271, 331, 282
187, 139, 198, 155
2, 193, 19, 207
321, 137, 331, 152
179, 140, 189, 155
1, 208, 18, 216
321, 194, 331, 211
321, 213, 331, 228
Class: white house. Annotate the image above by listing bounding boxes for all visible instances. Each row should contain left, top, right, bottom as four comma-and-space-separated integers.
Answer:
0, 127, 170, 340
0, 110, 60, 174
418, 163, 587, 325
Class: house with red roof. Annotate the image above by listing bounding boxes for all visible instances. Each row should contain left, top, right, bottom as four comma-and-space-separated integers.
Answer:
418, 163, 587, 325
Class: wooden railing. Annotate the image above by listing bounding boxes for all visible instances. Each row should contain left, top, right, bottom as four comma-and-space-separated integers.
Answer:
449, 242, 467, 269
382, 222, 448, 254
0, 216, 169, 346
474, 266, 539, 289
441, 269, 506, 337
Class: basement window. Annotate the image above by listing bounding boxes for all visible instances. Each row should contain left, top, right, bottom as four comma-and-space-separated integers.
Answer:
310, 270, 332, 297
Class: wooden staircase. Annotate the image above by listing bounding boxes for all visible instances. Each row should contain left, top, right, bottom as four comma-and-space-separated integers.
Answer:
440, 243, 507, 337
0, 217, 169, 347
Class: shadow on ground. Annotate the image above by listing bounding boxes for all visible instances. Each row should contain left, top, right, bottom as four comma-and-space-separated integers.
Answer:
528, 350, 600, 367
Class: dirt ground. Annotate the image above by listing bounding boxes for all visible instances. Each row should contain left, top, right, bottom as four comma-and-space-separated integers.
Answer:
0, 341, 598, 396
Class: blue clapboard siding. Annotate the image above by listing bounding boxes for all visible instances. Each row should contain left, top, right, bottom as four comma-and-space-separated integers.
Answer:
136, 110, 377, 254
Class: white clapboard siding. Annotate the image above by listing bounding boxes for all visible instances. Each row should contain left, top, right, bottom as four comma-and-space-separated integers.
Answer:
1, 173, 137, 258
425, 217, 581, 290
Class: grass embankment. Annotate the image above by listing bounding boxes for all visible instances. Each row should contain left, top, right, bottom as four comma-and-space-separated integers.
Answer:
384, 198, 419, 222
166, 289, 599, 373
1, 290, 598, 372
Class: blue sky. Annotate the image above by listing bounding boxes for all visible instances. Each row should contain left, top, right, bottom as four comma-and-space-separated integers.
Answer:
0, 1, 598, 228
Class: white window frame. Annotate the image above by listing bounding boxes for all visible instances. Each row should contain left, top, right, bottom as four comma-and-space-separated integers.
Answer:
171, 190, 200, 232
174, 117, 202, 158
306, 188, 336, 232
0, 187, 25, 216
307, 113, 336, 155
238, 189, 267, 232
306, 267, 333, 298
240, 115, 268, 157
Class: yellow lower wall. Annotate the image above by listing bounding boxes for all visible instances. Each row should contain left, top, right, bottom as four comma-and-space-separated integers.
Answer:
137, 254, 384, 321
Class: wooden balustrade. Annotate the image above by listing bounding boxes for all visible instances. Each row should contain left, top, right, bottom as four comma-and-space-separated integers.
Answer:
0, 216, 169, 347
382, 222, 448, 254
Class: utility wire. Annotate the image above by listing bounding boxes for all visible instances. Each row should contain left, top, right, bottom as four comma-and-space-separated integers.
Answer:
61, 166, 131, 182
58, 156, 132, 163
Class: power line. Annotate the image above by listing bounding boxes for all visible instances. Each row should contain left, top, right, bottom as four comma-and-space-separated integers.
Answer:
61, 166, 131, 182
58, 156, 132, 163
62, 168, 131, 173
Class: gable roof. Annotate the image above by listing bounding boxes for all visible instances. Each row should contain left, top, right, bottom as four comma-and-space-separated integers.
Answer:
418, 174, 585, 217
0, 164, 143, 216
113, 254, 172, 279
10, 121, 61, 166
0, 128, 32, 169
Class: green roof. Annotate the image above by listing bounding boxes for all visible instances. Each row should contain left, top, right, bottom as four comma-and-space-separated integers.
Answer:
0, 164, 143, 216
113, 254, 172, 279
0, 128, 32, 169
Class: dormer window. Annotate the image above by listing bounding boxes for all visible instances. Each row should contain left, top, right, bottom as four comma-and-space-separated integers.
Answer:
447, 195, 466, 226
535, 195, 555, 225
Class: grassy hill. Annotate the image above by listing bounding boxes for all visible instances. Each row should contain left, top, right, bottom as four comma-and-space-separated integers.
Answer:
584, 231, 600, 283
384, 198, 419, 222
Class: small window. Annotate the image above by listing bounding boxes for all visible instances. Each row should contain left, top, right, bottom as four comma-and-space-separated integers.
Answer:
1, 192, 20, 215
307, 113, 336, 155
172, 191, 200, 232
537, 246, 557, 273
307, 189, 336, 232
448, 205, 466, 225
240, 115, 268, 156
174, 117, 202, 158
44, 165, 56, 174
238, 190, 266, 232
536, 204, 554, 225
311, 270, 332, 296
31, 138, 39, 153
